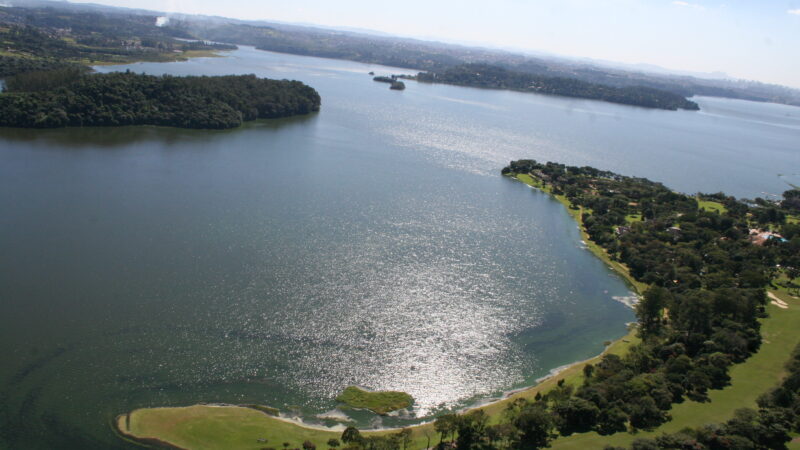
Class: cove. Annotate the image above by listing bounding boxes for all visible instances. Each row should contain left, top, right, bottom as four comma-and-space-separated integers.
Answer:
1, 45, 797, 448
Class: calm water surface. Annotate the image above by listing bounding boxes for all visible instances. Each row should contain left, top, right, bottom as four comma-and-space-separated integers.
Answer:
1, 47, 798, 448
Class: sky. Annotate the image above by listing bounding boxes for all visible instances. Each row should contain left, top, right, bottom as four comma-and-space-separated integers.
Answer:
69, 0, 800, 88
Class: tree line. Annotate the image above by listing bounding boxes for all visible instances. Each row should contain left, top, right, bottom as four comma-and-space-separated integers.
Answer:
0, 71, 320, 129
417, 64, 699, 111
611, 341, 800, 449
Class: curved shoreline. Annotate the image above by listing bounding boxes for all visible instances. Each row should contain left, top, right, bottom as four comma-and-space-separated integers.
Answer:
112, 172, 642, 447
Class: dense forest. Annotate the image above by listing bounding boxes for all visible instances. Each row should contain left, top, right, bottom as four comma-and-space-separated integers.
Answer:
0, 71, 320, 129
417, 64, 699, 110
0, 55, 85, 78
323, 161, 797, 450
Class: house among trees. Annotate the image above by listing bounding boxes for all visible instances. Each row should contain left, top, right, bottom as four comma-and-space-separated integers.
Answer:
615, 226, 631, 236
749, 228, 787, 245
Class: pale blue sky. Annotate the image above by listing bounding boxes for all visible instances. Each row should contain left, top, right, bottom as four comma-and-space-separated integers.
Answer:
73, 0, 800, 88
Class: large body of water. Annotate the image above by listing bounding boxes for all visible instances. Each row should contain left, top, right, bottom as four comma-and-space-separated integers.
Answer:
1, 46, 798, 448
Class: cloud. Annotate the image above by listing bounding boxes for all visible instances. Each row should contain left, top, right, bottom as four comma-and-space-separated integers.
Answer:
672, 1, 704, 9
788, 9, 800, 15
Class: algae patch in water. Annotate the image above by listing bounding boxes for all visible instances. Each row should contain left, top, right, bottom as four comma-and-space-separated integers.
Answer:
336, 386, 414, 415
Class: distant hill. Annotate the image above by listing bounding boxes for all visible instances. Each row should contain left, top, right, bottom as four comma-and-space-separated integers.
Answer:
4, 0, 800, 107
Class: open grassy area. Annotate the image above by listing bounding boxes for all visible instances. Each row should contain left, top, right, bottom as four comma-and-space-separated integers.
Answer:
336, 386, 414, 415
550, 289, 800, 449
625, 214, 642, 224
788, 215, 800, 225
697, 198, 728, 215
117, 406, 342, 450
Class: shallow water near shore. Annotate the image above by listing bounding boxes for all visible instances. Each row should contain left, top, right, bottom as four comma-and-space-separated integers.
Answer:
1, 46, 798, 448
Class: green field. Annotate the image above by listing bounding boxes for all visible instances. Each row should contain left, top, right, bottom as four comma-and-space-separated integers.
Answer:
697, 198, 728, 214
336, 386, 414, 415
117, 406, 341, 450
625, 214, 642, 224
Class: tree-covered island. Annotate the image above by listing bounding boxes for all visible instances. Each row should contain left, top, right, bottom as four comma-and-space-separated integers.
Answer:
0, 71, 320, 129
114, 161, 800, 449
417, 64, 700, 111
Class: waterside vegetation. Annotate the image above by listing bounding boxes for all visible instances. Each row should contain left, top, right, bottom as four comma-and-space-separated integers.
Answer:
115, 162, 800, 449
0, 71, 320, 129
336, 387, 414, 415
417, 65, 699, 111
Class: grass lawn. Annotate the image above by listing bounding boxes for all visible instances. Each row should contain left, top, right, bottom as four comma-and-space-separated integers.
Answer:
697, 198, 728, 215
788, 215, 799, 225
625, 214, 642, 225
336, 386, 414, 415
117, 406, 341, 450
551, 289, 800, 449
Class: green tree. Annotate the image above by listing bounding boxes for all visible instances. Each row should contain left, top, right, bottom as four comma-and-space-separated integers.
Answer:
635, 286, 670, 337
342, 427, 362, 445
434, 414, 458, 444
511, 402, 556, 449
553, 397, 600, 436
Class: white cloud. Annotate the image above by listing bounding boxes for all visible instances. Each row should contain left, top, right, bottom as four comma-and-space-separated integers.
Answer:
672, 1, 704, 9
788, 9, 800, 15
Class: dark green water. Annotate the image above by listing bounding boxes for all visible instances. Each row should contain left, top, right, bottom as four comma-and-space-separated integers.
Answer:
1, 47, 798, 449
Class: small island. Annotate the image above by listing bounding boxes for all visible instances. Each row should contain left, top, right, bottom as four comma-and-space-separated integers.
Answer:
373, 75, 406, 91
336, 386, 414, 415
0, 71, 320, 129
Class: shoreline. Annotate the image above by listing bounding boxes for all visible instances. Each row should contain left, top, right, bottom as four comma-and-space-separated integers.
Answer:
89, 49, 231, 68
112, 172, 643, 447
112, 325, 639, 443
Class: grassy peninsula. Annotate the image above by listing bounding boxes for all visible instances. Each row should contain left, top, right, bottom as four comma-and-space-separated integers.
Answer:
115, 162, 800, 449
336, 386, 414, 415
0, 71, 320, 129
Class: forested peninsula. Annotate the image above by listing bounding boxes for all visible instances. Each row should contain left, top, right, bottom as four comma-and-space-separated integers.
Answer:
115, 162, 800, 449
0, 71, 320, 129
417, 65, 699, 111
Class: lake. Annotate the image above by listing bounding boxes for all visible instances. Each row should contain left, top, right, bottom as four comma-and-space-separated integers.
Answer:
1, 46, 797, 448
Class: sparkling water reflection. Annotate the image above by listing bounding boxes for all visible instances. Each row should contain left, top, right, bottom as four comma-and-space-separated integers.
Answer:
1, 46, 797, 448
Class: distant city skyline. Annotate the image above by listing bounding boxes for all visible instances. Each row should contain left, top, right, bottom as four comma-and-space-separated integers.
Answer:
70, 0, 800, 89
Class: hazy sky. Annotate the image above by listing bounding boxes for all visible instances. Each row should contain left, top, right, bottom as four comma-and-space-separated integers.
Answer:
71, 0, 800, 88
